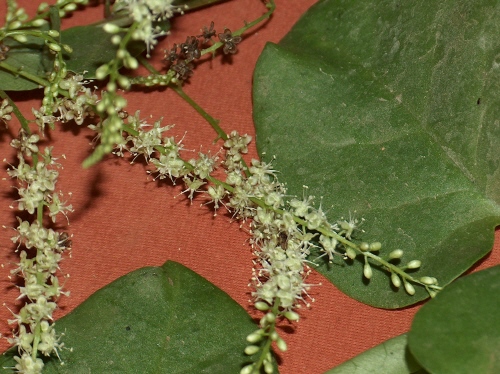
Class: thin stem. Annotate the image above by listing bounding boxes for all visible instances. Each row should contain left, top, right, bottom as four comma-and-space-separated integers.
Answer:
200, 0, 276, 57
169, 83, 227, 142
0, 89, 31, 133
0, 61, 50, 87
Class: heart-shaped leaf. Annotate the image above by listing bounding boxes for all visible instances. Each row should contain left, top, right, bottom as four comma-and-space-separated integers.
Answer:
408, 265, 500, 374
325, 334, 426, 374
253, 0, 500, 308
0, 261, 272, 373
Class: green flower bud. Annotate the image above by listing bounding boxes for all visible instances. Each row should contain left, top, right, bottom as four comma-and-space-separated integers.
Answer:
114, 96, 127, 110
359, 242, 369, 251
9, 21, 22, 30
284, 310, 299, 321
32, 19, 47, 27
124, 55, 138, 70
404, 281, 415, 295
106, 82, 116, 93
118, 76, 130, 89
264, 312, 275, 324
420, 276, 437, 285
13, 34, 28, 43
47, 29, 60, 38
391, 273, 401, 288
389, 249, 404, 259
246, 329, 264, 343
363, 262, 372, 279
407, 260, 421, 269
103, 23, 121, 34
95, 64, 109, 80
345, 247, 356, 259
276, 337, 287, 352
111, 35, 122, 45
244, 345, 260, 355
240, 364, 254, 374
369, 242, 382, 251
64, 3, 77, 12
254, 301, 269, 311
264, 361, 274, 374
63, 44, 73, 53
38, 2, 49, 12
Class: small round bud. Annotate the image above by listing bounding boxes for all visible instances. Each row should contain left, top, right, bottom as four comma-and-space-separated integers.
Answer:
359, 242, 369, 251
64, 3, 77, 12
244, 345, 260, 355
8, 21, 22, 30
420, 276, 437, 285
117, 75, 130, 89
62, 44, 73, 53
264, 361, 274, 374
363, 263, 372, 279
103, 23, 121, 34
264, 312, 275, 324
270, 331, 279, 341
246, 329, 264, 343
47, 29, 60, 38
391, 273, 401, 288
32, 19, 47, 27
124, 55, 138, 70
38, 2, 49, 12
345, 247, 356, 259
369, 242, 382, 251
240, 364, 254, 374
389, 249, 404, 259
254, 301, 269, 311
12, 34, 28, 43
96, 101, 106, 112
115, 96, 127, 110
404, 281, 415, 295
276, 337, 287, 352
95, 64, 109, 80
407, 260, 421, 269
428, 289, 438, 298
111, 35, 122, 45
284, 311, 299, 322
106, 82, 116, 92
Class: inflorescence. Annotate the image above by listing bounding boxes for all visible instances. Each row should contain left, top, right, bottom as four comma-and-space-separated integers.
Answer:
0, 0, 440, 373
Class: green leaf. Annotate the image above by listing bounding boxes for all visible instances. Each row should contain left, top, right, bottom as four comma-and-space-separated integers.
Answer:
408, 265, 500, 374
61, 22, 168, 78
253, 0, 500, 308
325, 334, 427, 374
0, 26, 52, 91
0, 261, 272, 373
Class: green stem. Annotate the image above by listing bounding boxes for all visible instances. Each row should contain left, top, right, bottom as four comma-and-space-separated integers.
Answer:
169, 84, 227, 142
31, 320, 42, 361
200, 0, 275, 57
0, 89, 31, 133
251, 300, 280, 373
0, 61, 50, 87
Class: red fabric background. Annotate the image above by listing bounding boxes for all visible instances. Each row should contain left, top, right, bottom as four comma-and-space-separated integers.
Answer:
1, 1, 499, 373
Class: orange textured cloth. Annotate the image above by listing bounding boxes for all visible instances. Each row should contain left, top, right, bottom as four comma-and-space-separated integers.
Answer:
1, 1, 499, 373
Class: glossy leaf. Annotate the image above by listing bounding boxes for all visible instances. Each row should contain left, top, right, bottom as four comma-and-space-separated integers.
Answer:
325, 334, 427, 374
253, 0, 500, 308
408, 265, 500, 374
0, 261, 272, 373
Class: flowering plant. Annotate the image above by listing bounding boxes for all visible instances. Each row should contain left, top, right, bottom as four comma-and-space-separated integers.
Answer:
1, 0, 499, 373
